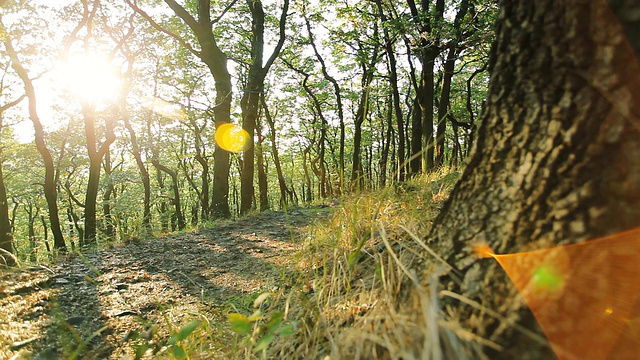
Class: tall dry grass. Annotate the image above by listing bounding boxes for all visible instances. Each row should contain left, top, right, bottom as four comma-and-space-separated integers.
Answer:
262, 168, 497, 360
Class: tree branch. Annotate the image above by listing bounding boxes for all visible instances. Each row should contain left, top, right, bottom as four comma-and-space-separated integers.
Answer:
125, 0, 200, 57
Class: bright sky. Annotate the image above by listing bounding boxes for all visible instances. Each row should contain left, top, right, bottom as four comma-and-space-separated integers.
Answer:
7, 0, 124, 143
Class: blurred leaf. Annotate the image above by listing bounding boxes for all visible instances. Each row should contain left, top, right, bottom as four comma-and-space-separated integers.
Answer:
170, 345, 186, 358
266, 311, 284, 333
253, 292, 272, 308
278, 322, 297, 337
248, 309, 263, 322
167, 320, 200, 345
253, 333, 275, 352
134, 344, 150, 360
228, 313, 251, 334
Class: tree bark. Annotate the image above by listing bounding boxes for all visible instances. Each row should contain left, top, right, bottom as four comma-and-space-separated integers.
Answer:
261, 95, 290, 208
81, 103, 116, 247
240, 0, 289, 214
2, 22, 66, 252
424, 0, 640, 357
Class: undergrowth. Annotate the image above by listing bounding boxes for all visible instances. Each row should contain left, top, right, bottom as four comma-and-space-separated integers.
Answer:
9, 167, 502, 359
143, 166, 495, 359
260, 167, 493, 360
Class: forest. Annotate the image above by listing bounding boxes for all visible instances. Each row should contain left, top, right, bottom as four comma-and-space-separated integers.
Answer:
1, 0, 640, 359
0, 0, 492, 260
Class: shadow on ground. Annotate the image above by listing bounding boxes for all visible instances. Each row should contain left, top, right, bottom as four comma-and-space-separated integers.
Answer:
0, 206, 330, 359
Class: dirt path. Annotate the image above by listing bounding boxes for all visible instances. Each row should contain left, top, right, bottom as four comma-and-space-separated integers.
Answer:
0, 206, 330, 359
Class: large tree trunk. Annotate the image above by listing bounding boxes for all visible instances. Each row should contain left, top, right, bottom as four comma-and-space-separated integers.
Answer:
424, 0, 640, 358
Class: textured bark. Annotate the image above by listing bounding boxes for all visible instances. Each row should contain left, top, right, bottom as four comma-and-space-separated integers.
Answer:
425, 0, 640, 357
240, 0, 288, 214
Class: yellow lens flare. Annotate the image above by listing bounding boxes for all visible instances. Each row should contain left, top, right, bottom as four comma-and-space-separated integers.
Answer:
215, 123, 250, 153
140, 97, 187, 121
482, 227, 640, 360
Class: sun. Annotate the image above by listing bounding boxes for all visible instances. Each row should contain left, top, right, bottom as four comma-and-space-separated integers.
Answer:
54, 52, 122, 104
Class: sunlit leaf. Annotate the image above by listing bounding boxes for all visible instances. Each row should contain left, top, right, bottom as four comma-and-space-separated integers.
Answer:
228, 313, 251, 334
253, 292, 272, 308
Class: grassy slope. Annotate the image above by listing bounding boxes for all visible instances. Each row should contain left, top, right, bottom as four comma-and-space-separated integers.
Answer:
261, 167, 490, 360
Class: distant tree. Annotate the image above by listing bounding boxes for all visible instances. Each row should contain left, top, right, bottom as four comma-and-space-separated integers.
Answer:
0, 95, 25, 265
423, 0, 640, 357
127, 0, 234, 219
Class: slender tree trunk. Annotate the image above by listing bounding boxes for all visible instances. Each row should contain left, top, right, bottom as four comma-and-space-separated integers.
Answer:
422, 1, 640, 358
303, 147, 313, 203
0, 95, 24, 265
409, 95, 422, 175
255, 116, 269, 211
3, 26, 65, 252
102, 151, 115, 239
375, 0, 405, 181
82, 104, 116, 247
27, 203, 37, 262
261, 95, 290, 207
152, 160, 186, 230
379, 96, 394, 187
240, 0, 289, 214
351, 61, 377, 190
123, 111, 152, 234
435, 0, 469, 167
303, 9, 345, 193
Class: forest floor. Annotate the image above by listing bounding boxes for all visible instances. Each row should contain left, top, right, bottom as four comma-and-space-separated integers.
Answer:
0, 206, 332, 359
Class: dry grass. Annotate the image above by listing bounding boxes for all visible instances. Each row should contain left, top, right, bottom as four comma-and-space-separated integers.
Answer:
259, 167, 495, 360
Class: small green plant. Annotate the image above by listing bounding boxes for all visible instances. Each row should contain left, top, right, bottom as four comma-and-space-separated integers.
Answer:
123, 319, 202, 359
228, 292, 298, 357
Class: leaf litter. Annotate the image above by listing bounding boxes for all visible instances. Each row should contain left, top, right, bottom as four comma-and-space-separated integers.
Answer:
0, 206, 330, 359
